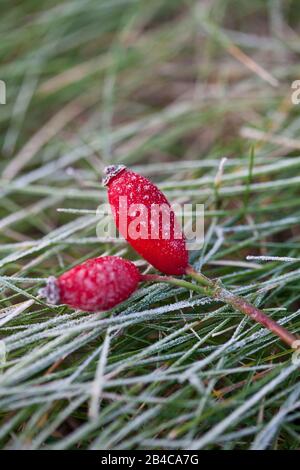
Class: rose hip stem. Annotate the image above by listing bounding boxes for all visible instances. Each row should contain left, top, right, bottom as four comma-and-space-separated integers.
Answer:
142, 266, 298, 349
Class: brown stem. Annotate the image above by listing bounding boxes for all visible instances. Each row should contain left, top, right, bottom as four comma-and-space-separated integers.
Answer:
186, 265, 298, 349
142, 268, 298, 348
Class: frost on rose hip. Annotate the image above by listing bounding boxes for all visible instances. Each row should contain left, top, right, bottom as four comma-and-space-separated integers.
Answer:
103, 165, 189, 275
39, 256, 141, 312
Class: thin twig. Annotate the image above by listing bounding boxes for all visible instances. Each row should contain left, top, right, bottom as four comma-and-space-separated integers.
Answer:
186, 266, 298, 349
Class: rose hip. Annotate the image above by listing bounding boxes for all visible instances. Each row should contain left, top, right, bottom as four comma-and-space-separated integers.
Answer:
39, 256, 141, 312
103, 165, 188, 275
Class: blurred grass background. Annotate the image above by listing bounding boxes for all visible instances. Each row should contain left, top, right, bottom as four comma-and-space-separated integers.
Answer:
0, 0, 300, 450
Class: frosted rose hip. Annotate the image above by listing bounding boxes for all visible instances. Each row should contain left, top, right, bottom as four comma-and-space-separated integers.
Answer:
103, 165, 189, 275
39, 256, 141, 312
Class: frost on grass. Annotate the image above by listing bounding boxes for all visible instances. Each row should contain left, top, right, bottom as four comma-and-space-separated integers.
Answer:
0, 0, 300, 451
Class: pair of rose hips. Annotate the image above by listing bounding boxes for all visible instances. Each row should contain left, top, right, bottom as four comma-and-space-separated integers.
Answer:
40, 165, 189, 312
38, 166, 299, 350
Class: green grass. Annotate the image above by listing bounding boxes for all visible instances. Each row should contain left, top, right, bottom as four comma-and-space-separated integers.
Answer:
0, 0, 300, 450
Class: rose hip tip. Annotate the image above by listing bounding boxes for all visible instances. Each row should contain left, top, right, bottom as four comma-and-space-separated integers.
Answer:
102, 164, 126, 186
38, 276, 60, 305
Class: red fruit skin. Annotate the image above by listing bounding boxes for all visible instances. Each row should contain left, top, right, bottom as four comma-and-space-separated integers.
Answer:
57, 256, 141, 312
106, 168, 189, 275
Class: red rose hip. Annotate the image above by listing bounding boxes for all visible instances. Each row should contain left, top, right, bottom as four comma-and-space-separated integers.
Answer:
39, 256, 141, 312
103, 165, 189, 275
